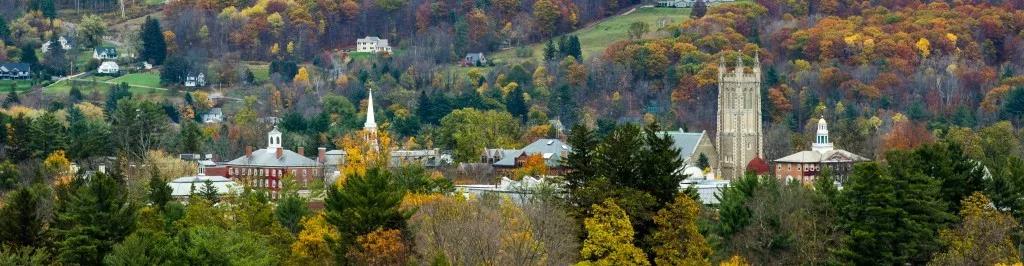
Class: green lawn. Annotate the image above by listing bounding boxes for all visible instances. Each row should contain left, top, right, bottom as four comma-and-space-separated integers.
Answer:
493, 7, 693, 62
109, 71, 162, 88
243, 62, 270, 83
0, 80, 35, 92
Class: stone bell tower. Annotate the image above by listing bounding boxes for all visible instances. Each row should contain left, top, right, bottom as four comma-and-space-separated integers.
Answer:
715, 52, 763, 180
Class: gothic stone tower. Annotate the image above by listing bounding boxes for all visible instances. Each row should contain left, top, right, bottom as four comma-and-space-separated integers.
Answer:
716, 53, 763, 180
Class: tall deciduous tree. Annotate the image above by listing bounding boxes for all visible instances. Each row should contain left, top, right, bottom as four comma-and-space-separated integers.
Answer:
140, 16, 167, 65
79, 15, 107, 48
930, 192, 1020, 265
579, 199, 649, 266
651, 194, 711, 265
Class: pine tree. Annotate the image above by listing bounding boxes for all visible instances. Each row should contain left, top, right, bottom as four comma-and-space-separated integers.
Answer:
19, 45, 37, 68
197, 179, 219, 203
506, 86, 528, 121
0, 17, 9, 42
543, 39, 557, 61
638, 122, 687, 204
715, 173, 760, 242
567, 36, 582, 59
140, 17, 167, 65
43, 35, 68, 76
563, 124, 599, 213
69, 87, 83, 103
324, 167, 411, 265
29, 112, 68, 158
691, 0, 707, 19
55, 172, 136, 265
6, 114, 32, 162
2, 90, 19, 108
0, 186, 47, 248
146, 173, 172, 210
179, 121, 203, 154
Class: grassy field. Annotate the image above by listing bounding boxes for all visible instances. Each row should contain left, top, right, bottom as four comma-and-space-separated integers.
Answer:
493, 6, 693, 62
45, 71, 165, 96
109, 71, 162, 88
244, 62, 270, 83
0, 80, 36, 92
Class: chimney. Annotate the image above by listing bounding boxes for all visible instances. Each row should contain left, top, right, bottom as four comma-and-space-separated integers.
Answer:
245, 146, 253, 157
297, 146, 305, 156
276, 147, 283, 159
318, 147, 327, 163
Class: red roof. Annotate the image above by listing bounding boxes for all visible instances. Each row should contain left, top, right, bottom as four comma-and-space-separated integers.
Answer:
746, 157, 770, 175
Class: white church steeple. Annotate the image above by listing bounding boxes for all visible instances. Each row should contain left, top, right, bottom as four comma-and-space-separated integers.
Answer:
364, 88, 377, 133
812, 116, 834, 152
268, 125, 282, 149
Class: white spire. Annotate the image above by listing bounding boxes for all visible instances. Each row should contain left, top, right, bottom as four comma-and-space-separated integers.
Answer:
364, 89, 377, 132
811, 116, 834, 152
268, 125, 282, 149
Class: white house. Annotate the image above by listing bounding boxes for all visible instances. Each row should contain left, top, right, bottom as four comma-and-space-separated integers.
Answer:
356, 36, 392, 53
41, 36, 72, 53
185, 72, 206, 87
97, 61, 120, 75
168, 174, 240, 200
202, 108, 223, 123
93, 47, 118, 60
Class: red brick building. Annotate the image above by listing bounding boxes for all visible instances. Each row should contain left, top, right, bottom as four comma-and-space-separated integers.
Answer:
221, 126, 325, 196
772, 117, 869, 183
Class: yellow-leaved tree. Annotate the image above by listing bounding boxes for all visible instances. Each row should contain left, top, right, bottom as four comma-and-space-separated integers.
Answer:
334, 129, 392, 187
346, 228, 409, 266
652, 194, 712, 265
579, 199, 649, 266
294, 66, 310, 87
289, 213, 339, 265
43, 150, 72, 186
930, 192, 1019, 265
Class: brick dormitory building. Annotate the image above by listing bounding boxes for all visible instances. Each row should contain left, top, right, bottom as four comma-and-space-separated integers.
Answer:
772, 116, 869, 183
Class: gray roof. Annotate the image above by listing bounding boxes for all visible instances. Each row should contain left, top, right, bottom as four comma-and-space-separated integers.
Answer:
95, 47, 117, 56
494, 139, 571, 167
656, 130, 706, 162
169, 175, 239, 197
223, 148, 319, 167
774, 149, 869, 164
0, 63, 30, 73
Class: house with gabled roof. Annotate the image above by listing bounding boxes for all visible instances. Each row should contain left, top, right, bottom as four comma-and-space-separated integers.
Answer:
356, 36, 392, 53
489, 139, 572, 175
0, 63, 31, 80
93, 47, 118, 60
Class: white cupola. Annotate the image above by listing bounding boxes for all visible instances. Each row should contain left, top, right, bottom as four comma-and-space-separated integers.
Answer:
268, 125, 282, 149
811, 116, 834, 152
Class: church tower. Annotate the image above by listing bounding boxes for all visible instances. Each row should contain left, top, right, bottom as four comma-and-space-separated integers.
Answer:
716, 52, 763, 180
364, 89, 379, 151
268, 125, 282, 149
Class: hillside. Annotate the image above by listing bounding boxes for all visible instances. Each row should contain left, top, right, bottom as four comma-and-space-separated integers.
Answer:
494, 6, 694, 62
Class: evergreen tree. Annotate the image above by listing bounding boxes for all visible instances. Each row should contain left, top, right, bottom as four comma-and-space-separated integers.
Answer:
29, 112, 68, 158
0, 161, 18, 191
697, 153, 710, 170
0, 16, 9, 42
105, 82, 132, 115
43, 35, 68, 76
67, 106, 112, 161
179, 121, 203, 154
54, 172, 136, 265
39, 0, 56, 19
160, 56, 190, 85
197, 179, 219, 203
104, 230, 186, 265
324, 167, 411, 265
544, 39, 557, 61
906, 143, 987, 213
563, 124, 600, 214
275, 194, 309, 234
714, 173, 760, 242
567, 36, 582, 60
836, 161, 954, 264
0, 186, 47, 248
638, 122, 687, 204
146, 174, 172, 210
140, 17, 167, 65
691, 0, 707, 19
69, 87, 83, 103
557, 36, 569, 58
2, 90, 19, 108
6, 114, 32, 162
19, 45, 37, 68
506, 86, 528, 121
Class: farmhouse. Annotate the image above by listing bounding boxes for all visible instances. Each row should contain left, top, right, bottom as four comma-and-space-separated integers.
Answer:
356, 36, 392, 53
97, 61, 120, 75
41, 36, 72, 53
462, 53, 487, 66
93, 47, 119, 60
185, 72, 206, 87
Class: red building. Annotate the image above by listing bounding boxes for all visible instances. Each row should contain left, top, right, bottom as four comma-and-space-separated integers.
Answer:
221, 126, 325, 196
